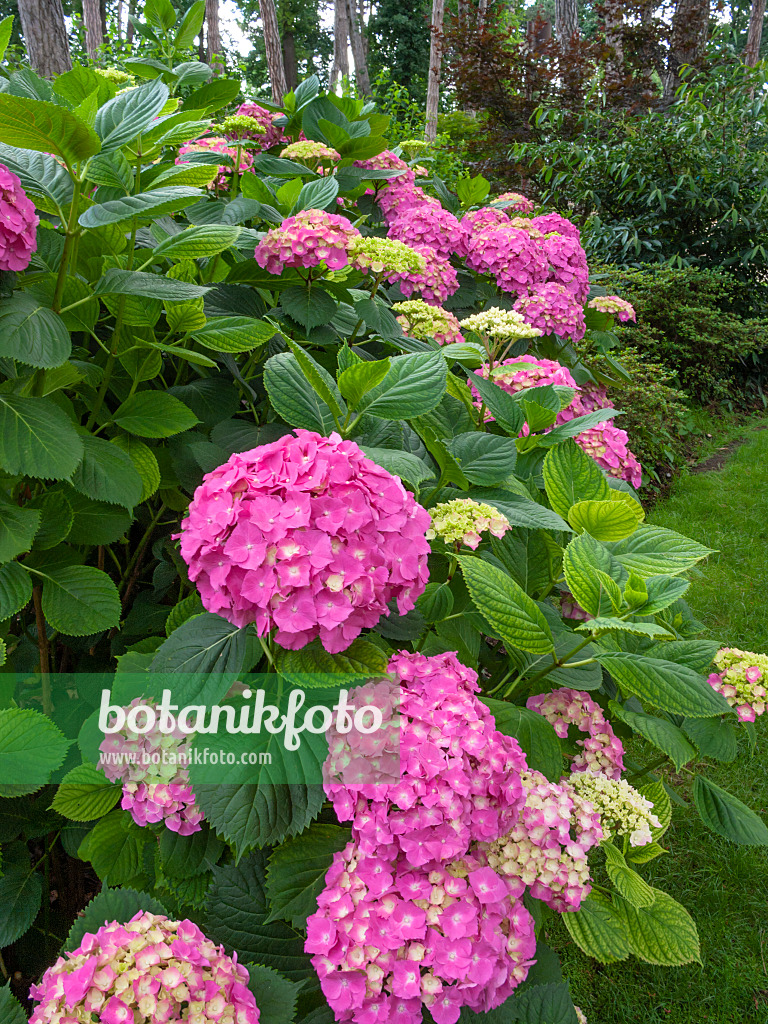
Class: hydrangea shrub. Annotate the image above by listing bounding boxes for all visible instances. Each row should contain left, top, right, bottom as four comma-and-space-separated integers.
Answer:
0, 13, 765, 1024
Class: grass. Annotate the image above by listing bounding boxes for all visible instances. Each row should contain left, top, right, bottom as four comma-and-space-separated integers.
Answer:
550, 420, 768, 1024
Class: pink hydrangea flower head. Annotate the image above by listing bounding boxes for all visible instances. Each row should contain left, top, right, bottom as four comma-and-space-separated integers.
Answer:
29, 911, 259, 1024
530, 212, 581, 240
387, 244, 459, 306
539, 233, 589, 302
387, 205, 468, 261
464, 224, 549, 296
177, 136, 253, 190
483, 769, 603, 912
324, 651, 529, 862
708, 647, 768, 722
178, 431, 431, 653
378, 183, 440, 225
281, 140, 342, 164
575, 424, 642, 488
588, 295, 637, 322
392, 300, 465, 346
354, 150, 415, 187
527, 688, 624, 779
306, 840, 536, 1024
495, 191, 535, 214
469, 356, 578, 414
254, 210, 360, 274
235, 101, 287, 149
426, 498, 510, 550
98, 698, 203, 834
513, 282, 586, 341
461, 206, 509, 234
0, 162, 39, 271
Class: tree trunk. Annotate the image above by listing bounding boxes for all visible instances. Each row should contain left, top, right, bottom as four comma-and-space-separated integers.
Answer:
555, 0, 578, 50
83, 0, 104, 59
664, 0, 710, 99
282, 31, 298, 90
345, 0, 370, 94
100, 0, 109, 45
477, 0, 489, 32
425, 0, 445, 143
744, 0, 766, 66
603, 1, 624, 90
126, 0, 136, 43
205, 0, 221, 63
330, 0, 349, 89
261, 0, 288, 103
17, 0, 71, 77
117, 0, 123, 42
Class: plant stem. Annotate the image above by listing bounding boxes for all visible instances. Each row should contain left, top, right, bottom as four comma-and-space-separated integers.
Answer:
230, 139, 244, 199
119, 503, 166, 603
52, 180, 83, 313
627, 754, 669, 784
32, 586, 52, 714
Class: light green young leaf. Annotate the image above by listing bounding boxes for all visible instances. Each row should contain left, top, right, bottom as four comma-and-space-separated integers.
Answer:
602, 842, 656, 907
568, 498, 644, 542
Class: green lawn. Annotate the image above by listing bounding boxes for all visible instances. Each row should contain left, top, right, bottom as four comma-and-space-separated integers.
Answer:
551, 422, 768, 1024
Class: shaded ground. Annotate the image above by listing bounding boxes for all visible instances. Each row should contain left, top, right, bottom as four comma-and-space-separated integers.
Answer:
551, 421, 768, 1024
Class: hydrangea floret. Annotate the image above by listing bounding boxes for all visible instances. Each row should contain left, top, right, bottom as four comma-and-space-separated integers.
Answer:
513, 282, 586, 341
426, 498, 510, 550
378, 182, 440, 224
0, 163, 39, 272
29, 911, 259, 1024
177, 136, 253, 190
323, 651, 529, 863
560, 590, 591, 622
254, 210, 360, 274
347, 237, 426, 276
707, 647, 768, 721
527, 688, 625, 779
482, 769, 603, 912
306, 840, 536, 1024
392, 300, 465, 346
587, 295, 637, 322
178, 431, 431, 653
495, 191, 535, 214
567, 773, 662, 847
387, 205, 468, 261
387, 244, 459, 306
281, 140, 341, 163
99, 698, 203, 835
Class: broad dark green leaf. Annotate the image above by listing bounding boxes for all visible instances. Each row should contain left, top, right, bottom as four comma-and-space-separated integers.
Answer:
37, 564, 121, 636
358, 352, 447, 419
458, 555, 555, 655
94, 268, 211, 301
265, 823, 349, 927
94, 77, 169, 153
597, 652, 732, 718
0, 93, 101, 164
205, 853, 314, 981
282, 285, 338, 330
692, 775, 768, 845
0, 499, 40, 564
0, 867, 42, 946
0, 708, 69, 796
0, 394, 83, 480
79, 187, 203, 228
65, 886, 169, 951
113, 391, 199, 437
69, 435, 143, 509
447, 432, 518, 485
482, 697, 563, 781
0, 562, 32, 618
0, 295, 71, 368
264, 352, 338, 433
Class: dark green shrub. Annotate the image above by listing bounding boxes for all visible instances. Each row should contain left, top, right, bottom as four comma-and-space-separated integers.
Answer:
595, 265, 768, 405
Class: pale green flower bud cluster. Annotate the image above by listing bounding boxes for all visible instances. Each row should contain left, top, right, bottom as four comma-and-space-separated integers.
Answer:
567, 773, 661, 848
222, 114, 267, 136
95, 67, 134, 85
348, 236, 427, 275
281, 140, 341, 162
460, 306, 543, 341
426, 498, 509, 550
392, 299, 465, 346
